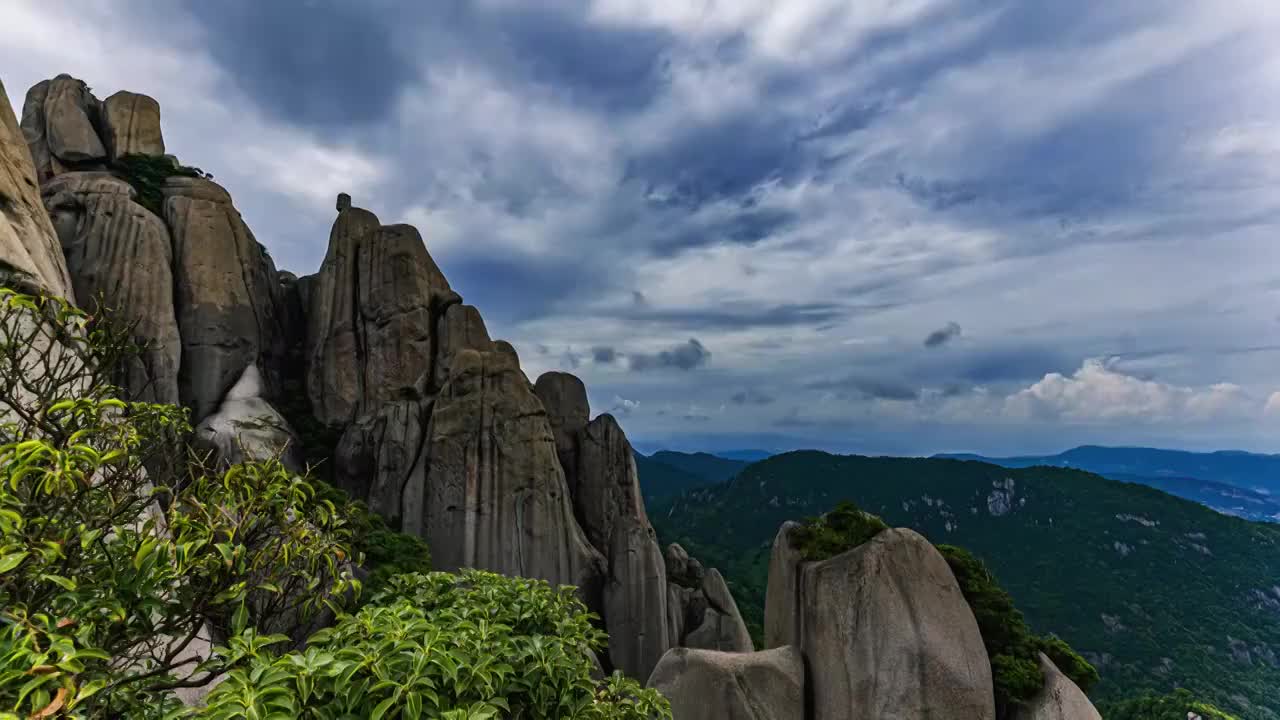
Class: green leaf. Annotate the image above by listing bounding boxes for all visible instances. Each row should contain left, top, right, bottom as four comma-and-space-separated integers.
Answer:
0, 551, 29, 574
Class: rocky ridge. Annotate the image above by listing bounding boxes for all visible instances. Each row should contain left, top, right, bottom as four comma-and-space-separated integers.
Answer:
0, 73, 1105, 719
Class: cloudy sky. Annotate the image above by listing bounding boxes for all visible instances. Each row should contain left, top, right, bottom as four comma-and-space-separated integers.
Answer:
6, 0, 1280, 456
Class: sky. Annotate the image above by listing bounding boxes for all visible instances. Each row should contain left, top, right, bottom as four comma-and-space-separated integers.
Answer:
5, 0, 1280, 457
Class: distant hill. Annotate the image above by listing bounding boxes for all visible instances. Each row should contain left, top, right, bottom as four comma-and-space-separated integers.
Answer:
646, 450, 1280, 719
939, 446, 1280, 522
634, 451, 749, 503
649, 451, 748, 484
713, 449, 774, 462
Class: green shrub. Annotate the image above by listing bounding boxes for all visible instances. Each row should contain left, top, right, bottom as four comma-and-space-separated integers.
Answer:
199, 570, 672, 719
0, 290, 358, 718
939, 545, 1098, 712
111, 153, 207, 217
1100, 689, 1240, 719
311, 480, 432, 599
789, 500, 889, 561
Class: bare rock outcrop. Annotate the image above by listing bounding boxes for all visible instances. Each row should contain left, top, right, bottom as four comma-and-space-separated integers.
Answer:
424, 348, 605, 594
42, 172, 178, 403
432, 302, 491, 391
0, 76, 75, 298
1011, 654, 1102, 720
665, 544, 753, 653
164, 176, 286, 422
305, 202, 453, 426
764, 526, 995, 720
646, 646, 804, 720
21, 75, 107, 183
533, 371, 590, 493
334, 397, 432, 529
193, 364, 301, 471
101, 91, 164, 161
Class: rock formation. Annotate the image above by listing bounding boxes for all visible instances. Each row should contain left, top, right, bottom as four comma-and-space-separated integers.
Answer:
21, 74, 107, 183
164, 176, 286, 422
765, 525, 996, 720
646, 646, 804, 720
101, 91, 164, 161
42, 172, 179, 403
533, 371, 589, 491
0, 77, 75, 298
664, 543, 753, 655
193, 364, 301, 471
1012, 654, 1102, 720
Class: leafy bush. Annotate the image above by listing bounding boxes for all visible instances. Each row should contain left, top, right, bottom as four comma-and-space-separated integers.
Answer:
939, 544, 1097, 713
111, 153, 208, 217
789, 500, 889, 561
199, 570, 671, 720
1100, 689, 1240, 720
310, 480, 432, 598
0, 290, 357, 718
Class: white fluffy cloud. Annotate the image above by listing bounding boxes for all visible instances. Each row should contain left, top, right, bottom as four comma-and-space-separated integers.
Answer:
1005, 359, 1256, 423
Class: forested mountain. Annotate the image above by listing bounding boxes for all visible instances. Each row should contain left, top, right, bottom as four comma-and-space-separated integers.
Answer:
938, 446, 1280, 521
633, 451, 748, 502
647, 451, 1280, 719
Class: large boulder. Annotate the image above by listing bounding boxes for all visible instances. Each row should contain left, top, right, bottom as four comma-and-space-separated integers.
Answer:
683, 568, 752, 653
432, 302, 491, 392
533, 371, 589, 493
1011, 654, 1102, 720
193, 364, 301, 471
42, 172, 179, 403
164, 176, 286, 422
0, 76, 76, 298
101, 91, 164, 161
602, 517, 670, 680
646, 646, 804, 720
765, 526, 995, 720
305, 203, 451, 426
423, 348, 605, 594
763, 521, 805, 649
20, 75, 108, 183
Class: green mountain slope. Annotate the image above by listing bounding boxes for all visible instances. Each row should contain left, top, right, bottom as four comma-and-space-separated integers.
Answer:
634, 451, 749, 503
649, 451, 748, 484
648, 451, 1280, 719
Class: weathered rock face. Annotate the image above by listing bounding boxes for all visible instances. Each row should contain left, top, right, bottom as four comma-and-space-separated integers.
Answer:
763, 521, 804, 650
665, 544, 753, 654
101, 91, 164, 161
765, 526, 995, 720
533, 371, 589, 494
683, 569, 753, 653
42, 172, 179, 403
334, 398, 431, 528
193, 364, 301, 471
424, 348, 605, 594
646, 646, 804, 720
306, 207, 452, 426
21, 75, 107, 183
573, 413, 649, 550
432, 302, 490, 392
1011, 654, 1102, 720
164, 176, 285, 423
0, 77, 75, 298
603, 517, 670, 680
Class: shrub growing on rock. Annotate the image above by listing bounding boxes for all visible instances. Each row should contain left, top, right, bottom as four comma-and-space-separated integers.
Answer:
789, 500, 889, 561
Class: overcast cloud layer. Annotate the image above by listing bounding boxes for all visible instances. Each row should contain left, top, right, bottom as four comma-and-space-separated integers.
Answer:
6, 0, 1280, 456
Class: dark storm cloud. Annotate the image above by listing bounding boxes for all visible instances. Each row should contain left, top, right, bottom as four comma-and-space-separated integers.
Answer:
957, 346, 1077, 384
730, 389, 776, 406
630, 339, 711, 372
182, 0, 415, 129
618, 302, 848, 331
806, 375, 920, 402
592, 346, 620, 364
924, 321, 962, 348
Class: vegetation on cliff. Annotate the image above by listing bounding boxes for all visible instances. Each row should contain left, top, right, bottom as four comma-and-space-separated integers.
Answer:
647, 450, 1280, 717
0, 290, 668, 719
1099, 689, 1240, 719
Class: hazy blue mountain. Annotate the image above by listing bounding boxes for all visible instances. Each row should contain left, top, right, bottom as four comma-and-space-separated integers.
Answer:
713, 449, 774, 462
938, 446, 1280, 521
632, 452, 717, 503
649, 451, 748, 484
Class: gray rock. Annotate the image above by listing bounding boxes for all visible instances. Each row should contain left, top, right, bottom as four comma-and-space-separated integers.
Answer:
423, 348, 605, 595
603, 517, 670, 681
572, 413, 649, 552
43, 75, 105, 164
763, 521, 804, 649
687, 568, 752, 652
164, 176, 286, 423
306, 210, 450, 425
0, 76, 76, 298
1011, 654, 1102, 720
193, 364, 301, 471
664, 543, 690, 581
432, 302, 491, 392
101, 91, 164, 161
765, 526, 995, 720
666, 582, 686, 649
646, 646, 804, 720
334, 398, 432, 530
533, 371, 589, 494
42, 172, 179, 403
